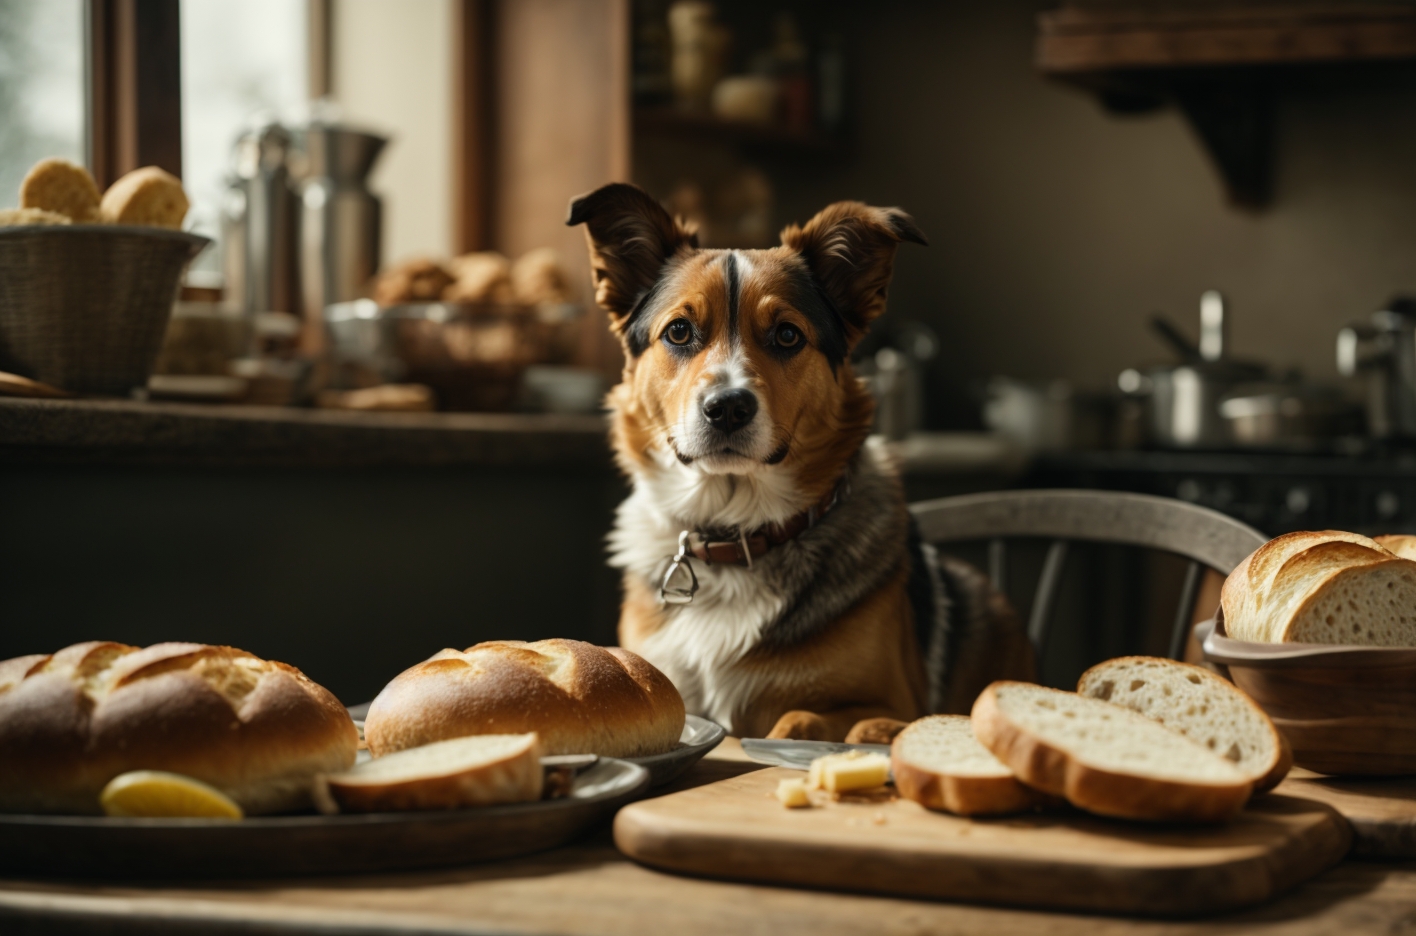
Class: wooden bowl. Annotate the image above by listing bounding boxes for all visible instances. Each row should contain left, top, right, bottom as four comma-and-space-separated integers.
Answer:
0, 224, 210, 394
1199, 613, 1416, 776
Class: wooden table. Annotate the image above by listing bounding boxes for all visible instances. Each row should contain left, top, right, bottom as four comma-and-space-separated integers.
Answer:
3, 752, 1415, 936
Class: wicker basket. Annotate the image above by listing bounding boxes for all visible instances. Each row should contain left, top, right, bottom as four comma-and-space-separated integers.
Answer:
0, 225, 211, 394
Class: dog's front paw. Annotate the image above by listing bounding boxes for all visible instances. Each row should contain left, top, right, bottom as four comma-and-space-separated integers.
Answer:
766, 710, 831, 741
844, 717, 909, 745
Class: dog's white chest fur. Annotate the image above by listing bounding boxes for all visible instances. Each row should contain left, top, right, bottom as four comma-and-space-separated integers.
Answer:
610, 442, 891, 734
608, 453, 807, 733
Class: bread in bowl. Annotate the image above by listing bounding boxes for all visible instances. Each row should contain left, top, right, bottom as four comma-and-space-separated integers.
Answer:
0, 641, 357, 815
1222, 531, 1416, 647
364, 639, 685, 758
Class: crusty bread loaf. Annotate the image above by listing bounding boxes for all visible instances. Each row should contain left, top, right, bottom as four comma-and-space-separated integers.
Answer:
19, 158, 102, 222
1375, 534, 1416, 561
364, 639, 685, 759
1222, 531, 1416, 647
891, 715, 1046, 816
100, 166, 189, 229
1077, 657, 1291, 793
0, 642, 357, 815
972, 682, 1252, 823
319, 733, 543, 813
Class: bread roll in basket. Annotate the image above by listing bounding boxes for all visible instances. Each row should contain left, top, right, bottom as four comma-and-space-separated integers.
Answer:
365, 639, 685, 758
0, 642, 357, 815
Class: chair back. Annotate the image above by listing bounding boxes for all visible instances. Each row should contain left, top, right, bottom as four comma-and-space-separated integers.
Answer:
909, 489, 1267, 660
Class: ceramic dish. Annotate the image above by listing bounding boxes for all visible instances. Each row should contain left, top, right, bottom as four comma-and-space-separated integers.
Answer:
1198, 615, 1416, 776
0, 758, 648, 879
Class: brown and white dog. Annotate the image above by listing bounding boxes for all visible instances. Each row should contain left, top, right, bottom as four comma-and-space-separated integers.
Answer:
568, 183, 1033, 743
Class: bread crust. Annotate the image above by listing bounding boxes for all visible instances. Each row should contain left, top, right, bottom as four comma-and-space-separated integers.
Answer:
1077, 656, 1292, 793
0, 642, 357, 815
972, 683, 1252, 823
891, 717, 1043, 816
364, 639, 685, 759
323, 734, 543, 812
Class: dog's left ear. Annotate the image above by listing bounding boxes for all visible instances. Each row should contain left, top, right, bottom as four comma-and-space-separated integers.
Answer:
566, 183, 698, 327
780, 202, 926, 345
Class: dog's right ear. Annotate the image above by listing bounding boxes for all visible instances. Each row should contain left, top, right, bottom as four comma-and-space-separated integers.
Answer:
566, 183, 697, 325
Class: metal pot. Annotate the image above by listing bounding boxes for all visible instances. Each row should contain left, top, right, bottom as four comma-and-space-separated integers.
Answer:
1337, 296, 1416, 439
1218, 381, 1364, 449
1119, 290, 1265, 448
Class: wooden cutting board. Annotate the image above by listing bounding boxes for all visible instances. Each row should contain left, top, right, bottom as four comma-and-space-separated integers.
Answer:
614, 767, 1351, 917
1278, 769, 1416, 858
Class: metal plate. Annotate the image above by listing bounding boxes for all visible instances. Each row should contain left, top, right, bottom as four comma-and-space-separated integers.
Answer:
624, 714, 726, 788
0, 759, 648, 880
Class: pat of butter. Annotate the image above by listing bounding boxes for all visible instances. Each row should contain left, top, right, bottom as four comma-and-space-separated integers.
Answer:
806, 751, 891, 793
776, 777, 812, 808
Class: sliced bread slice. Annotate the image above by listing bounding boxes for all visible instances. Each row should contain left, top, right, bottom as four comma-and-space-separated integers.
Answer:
972, 682, 1252, 823
1077, 657, 1291, 793
1222, 531, 1391, 642
891, 715, 1046, 816
1278, 557, 1416, 646
318, 733, 543, 813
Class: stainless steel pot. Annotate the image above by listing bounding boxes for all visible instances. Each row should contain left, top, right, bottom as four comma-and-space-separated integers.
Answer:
1218, 381, 1363, 449
1337, 296, 1416, 439
1119, 290, 1265, 448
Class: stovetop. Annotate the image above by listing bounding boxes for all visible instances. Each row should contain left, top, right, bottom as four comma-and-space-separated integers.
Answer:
1028, 444, 1416, 536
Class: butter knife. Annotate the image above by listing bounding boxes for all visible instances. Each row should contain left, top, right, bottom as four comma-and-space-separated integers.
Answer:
740, 738, 892, 771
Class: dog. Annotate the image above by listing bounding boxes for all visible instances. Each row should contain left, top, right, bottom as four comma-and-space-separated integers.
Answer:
568, 183, 1034, 742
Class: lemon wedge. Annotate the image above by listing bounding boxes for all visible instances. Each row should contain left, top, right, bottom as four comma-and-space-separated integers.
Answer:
99, 770, 244, 820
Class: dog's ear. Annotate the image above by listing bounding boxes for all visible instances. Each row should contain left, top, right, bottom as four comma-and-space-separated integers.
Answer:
780, 202, 926, 345
566, 183, 698, 326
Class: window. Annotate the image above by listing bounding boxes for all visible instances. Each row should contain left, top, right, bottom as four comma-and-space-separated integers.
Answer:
0, 0, 86, 207
180, 0, 308, 275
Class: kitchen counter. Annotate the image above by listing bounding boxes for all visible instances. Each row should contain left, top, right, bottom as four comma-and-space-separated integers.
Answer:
1, 752, 1414, 936
0, 397, 614, 469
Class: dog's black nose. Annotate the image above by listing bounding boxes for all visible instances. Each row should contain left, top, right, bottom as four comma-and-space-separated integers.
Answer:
702, 388, 758, 434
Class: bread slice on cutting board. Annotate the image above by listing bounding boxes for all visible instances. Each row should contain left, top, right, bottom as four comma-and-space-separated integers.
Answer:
891, 715, 1048, 816
1077, 657, 1291, 793
972, 682, 1252, 823
317, 733, 543, 813
1221, 530, 1416, 647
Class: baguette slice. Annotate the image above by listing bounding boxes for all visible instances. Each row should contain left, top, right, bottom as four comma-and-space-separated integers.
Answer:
319, 733, 542, 813
972, 682, 1252, 823
891, 715, 1047, 816
1077, 657, 1291, 793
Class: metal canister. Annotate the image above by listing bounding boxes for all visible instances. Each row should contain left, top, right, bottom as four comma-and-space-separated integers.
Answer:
297, 124, 387, 321
221, 122, 300, 315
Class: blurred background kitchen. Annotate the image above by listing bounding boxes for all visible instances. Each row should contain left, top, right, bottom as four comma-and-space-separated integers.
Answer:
6, 0, 1416, 700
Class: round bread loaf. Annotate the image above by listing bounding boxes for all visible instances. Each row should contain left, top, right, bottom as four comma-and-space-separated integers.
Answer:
364, 639, 686, 758
0, 641, 358, 815
100, 166, 189, 229
19, 157, 102, 222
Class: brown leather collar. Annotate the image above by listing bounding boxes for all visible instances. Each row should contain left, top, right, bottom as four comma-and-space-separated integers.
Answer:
685, 481, 845, 567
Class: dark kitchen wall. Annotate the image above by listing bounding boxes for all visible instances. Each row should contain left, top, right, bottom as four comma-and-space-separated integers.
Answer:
771, 1, 1416, 426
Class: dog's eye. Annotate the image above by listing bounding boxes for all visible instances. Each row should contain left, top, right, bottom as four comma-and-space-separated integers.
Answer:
775, 324, 802, 349
664, 319, 694, 346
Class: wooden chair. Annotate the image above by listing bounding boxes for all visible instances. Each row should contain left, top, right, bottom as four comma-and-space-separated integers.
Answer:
909, 489, 1268, 663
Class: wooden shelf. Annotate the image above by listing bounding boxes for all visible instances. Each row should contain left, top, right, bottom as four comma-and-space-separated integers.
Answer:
1036, 3, 1416, 207
633, 107, 845, 157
